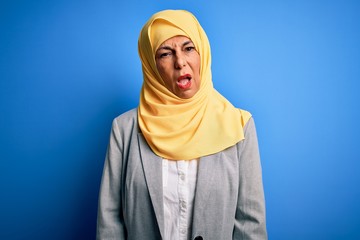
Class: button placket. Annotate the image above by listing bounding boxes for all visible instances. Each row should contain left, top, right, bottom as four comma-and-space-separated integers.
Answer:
163, 159, 199, 240
177, 161, 188, 239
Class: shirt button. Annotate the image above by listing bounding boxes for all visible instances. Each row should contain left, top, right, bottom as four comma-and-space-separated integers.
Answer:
179, 172, 185, 180
181, 201, 186, 208
181, 229, 186, 234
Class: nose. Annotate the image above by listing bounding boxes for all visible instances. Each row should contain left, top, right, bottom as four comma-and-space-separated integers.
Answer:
174, 53, 186, 69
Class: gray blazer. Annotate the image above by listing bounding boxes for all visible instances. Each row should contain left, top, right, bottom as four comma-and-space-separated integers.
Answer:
97, 108, 267, 240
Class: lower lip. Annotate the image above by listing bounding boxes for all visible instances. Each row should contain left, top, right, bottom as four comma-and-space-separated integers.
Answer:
177, 79, 192, 90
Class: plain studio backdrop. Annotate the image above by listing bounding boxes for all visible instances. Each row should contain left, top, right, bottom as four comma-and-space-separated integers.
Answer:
1, 0, 359, 239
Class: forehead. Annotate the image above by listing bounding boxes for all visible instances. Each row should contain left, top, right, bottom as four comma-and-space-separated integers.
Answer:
158, 35, 193, 48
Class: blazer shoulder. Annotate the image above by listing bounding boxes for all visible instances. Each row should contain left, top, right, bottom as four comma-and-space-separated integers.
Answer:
113, 108, 138, 124
239, 108, 252, 128
112, 108, 139, 133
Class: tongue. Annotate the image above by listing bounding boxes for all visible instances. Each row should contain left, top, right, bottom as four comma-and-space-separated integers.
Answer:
177, 79, 191, 89
178, 79, 189, 87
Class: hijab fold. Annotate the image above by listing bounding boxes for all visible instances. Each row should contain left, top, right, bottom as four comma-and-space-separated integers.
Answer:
138, 10, 251, 160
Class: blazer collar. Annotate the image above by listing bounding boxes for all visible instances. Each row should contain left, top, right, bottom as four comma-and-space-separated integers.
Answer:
192, 151, 221, 215
138, 133, 165, 238
137, 132, 221, 238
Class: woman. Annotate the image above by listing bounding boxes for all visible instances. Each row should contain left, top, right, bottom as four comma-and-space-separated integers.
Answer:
97, 9, 267, 240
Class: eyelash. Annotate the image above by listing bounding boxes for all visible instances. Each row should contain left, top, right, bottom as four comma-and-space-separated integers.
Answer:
185, 46, 195, 52
159, 46, 195, 58
160, 52, 172, 58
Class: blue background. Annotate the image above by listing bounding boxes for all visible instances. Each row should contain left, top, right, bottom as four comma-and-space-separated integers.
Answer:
1, 0, 359, 239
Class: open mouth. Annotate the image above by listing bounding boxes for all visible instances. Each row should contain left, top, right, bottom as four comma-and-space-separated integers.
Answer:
177, 74, 192, 89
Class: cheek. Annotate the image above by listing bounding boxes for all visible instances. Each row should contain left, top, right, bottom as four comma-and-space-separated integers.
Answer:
156, 61, 164, 75
192, 54, 201, 74
194, 58, 201, 78
158, 66, 170, 81
156, 65, 174, 88
156, 61, 169, 76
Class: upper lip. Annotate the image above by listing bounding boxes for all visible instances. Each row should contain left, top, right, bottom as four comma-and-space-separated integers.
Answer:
177, 74, 192, 81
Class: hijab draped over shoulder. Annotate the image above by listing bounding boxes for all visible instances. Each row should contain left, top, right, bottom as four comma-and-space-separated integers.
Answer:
138, 9, 251, 160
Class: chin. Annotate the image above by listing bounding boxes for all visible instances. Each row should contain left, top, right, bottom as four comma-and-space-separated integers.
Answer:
177, 91, 195, 99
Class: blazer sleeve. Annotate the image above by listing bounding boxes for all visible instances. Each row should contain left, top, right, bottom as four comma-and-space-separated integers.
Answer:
96, 119, 126, 240
233, 117, 268, 239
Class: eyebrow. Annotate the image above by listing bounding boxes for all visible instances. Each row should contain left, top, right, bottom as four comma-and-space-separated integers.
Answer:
157, 40, 193, 51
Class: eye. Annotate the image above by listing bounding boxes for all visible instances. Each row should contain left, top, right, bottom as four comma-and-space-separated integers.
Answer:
161, 52, 170, 57
158, 51, 172, 59
185, 46, 195, 52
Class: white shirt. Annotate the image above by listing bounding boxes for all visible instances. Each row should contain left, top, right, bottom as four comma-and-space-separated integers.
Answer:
162, 159, 199, 240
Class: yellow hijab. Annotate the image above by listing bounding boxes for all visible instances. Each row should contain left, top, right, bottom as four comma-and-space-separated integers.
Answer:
138, 9, 251, 160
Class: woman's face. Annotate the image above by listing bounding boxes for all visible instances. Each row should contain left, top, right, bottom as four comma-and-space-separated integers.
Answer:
155, 36, 201, 99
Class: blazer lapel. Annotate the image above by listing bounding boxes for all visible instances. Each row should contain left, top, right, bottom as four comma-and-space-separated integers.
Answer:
193, 152, 221, 214
137, 133, 165, 239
